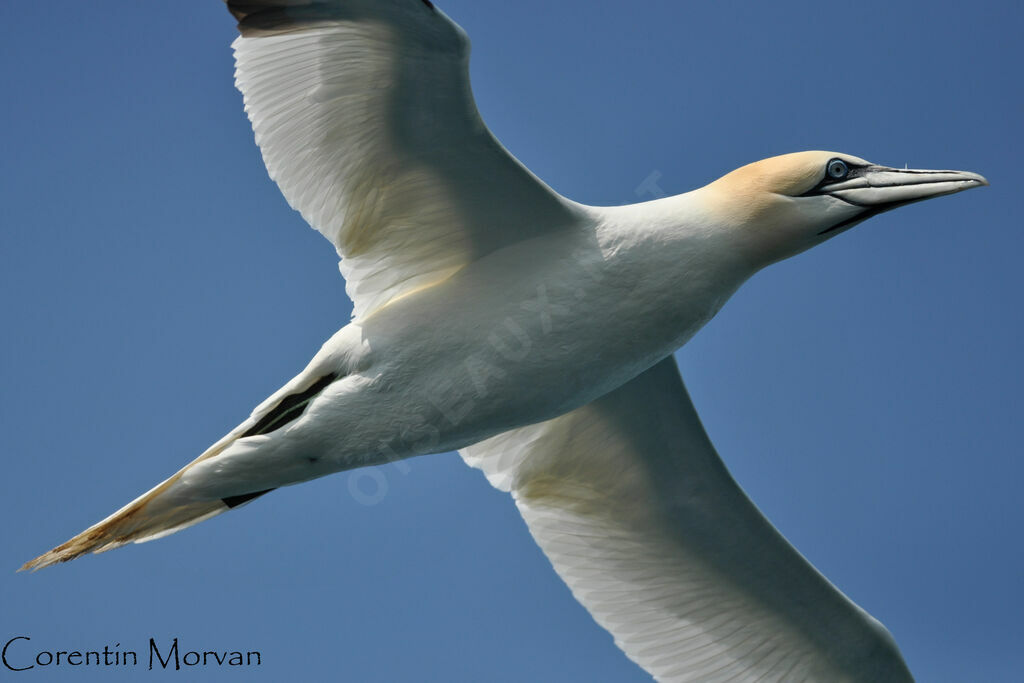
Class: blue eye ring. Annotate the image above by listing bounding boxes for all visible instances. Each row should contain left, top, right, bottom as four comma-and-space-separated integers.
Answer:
827, 159, 849, 180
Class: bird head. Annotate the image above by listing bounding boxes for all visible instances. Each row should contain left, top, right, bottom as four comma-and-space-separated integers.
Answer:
701, 151, 987, 266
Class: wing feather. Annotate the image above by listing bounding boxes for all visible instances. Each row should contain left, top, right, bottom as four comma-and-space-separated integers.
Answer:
227, 0, 576, 318
461, 358, 914, 682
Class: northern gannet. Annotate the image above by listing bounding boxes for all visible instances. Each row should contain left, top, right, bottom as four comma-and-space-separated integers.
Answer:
22, 1, 987, 681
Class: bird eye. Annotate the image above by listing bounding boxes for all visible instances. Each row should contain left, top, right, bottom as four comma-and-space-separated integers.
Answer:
826, 159, 849, 180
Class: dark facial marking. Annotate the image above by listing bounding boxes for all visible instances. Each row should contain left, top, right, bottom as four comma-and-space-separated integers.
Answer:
817, 196, 930, 236
800, 162, 870, 198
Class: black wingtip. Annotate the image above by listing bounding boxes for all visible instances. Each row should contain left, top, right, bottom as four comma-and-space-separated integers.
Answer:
222, 488, 276, 509
225, 1, 344, 37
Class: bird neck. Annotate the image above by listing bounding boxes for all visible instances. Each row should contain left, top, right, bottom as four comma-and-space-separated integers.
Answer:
589, 192, 760, 349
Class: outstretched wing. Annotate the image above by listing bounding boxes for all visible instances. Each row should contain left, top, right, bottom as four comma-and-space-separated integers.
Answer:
227, 0, 577, 318
461, 358, 913, 683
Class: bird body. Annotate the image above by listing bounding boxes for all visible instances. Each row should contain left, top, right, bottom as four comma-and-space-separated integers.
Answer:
143, 190, 755, 504
22, 2, 988, 681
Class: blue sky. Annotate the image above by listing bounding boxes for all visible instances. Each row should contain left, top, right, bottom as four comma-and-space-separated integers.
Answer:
1, 1, 1020, 681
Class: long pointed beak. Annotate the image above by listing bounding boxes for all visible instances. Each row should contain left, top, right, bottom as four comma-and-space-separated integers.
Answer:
822, 166, 988, 207
814, 165, 987, 236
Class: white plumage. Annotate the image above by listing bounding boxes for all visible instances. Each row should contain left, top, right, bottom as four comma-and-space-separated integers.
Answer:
465, 359, 901, 682
232, 10, 574, 318
24, 2, 987, 681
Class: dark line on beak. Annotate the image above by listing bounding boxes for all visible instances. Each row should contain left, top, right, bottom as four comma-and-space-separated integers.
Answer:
817, 197, 925, 235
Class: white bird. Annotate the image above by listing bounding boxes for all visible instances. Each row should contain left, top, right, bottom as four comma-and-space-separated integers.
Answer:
23, 1, 987, 681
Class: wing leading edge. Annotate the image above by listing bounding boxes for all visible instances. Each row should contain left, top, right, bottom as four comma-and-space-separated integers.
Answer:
228, 0, 577, 319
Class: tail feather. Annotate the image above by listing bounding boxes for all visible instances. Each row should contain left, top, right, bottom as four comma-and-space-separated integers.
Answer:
19, 469, 232, 572
20, 365, 338, 572
20, 420, 256, 572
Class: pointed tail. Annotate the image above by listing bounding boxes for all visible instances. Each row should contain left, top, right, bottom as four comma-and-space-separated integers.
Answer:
21, 368, 340, 571
20, 469, 227, 571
